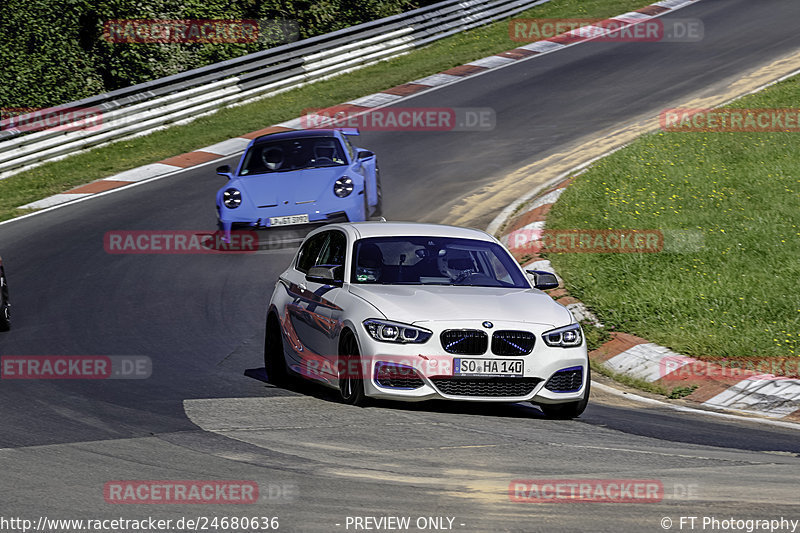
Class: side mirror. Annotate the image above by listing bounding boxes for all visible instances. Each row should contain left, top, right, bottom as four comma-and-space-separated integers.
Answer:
216, 165, 233, 179
357, 150, 374, 160
526, 269, 559, 290
306, 266, 343, 287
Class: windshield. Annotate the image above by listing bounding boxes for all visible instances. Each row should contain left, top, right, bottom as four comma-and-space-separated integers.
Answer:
351, 236, 529, 288
239, 136, 347, 175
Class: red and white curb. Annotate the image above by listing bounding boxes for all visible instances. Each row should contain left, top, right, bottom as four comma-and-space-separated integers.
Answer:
495, 177, 800, 421
18, 0, 701, 211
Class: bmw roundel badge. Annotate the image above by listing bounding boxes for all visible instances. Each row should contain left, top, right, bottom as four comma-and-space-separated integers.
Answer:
482, 321, 493, 329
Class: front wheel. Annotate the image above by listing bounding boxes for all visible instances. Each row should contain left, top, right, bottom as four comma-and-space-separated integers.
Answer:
372, 166, 383, 218
361, 191, 370, 222
338, 331, 366, 406
0, 267, 9, 332
539, 367, 590, 419
264, 314, 289, 386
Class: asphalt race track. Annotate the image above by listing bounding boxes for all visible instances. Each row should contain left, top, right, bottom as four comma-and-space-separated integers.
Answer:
1, 1, 800, 531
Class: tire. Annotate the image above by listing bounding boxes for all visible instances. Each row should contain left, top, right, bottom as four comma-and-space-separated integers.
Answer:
264, 314, 289, 386
0, 266, 9, 332
539, 367, 590, 419
338, 331, 366, 406
372, 166, 383, 218
362, 191, 370, 221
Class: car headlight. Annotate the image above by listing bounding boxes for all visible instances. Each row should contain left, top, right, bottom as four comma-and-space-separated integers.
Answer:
334, 176, 354, 198
223, 188, 242, 209
542, 323, 583, 348
363, 319, 432, 344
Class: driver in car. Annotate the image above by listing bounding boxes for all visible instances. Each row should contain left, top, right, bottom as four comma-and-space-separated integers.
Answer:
312, 139, 345, 165
262, 147, 284, 171
440, 248, 476, 281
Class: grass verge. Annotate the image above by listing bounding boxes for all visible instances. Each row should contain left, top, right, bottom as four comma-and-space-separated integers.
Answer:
546, 74, 800, 360
0, 0, 651, 222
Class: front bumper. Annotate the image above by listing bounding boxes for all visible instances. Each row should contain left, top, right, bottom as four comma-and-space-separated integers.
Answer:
218, 194, 364, 229
352, 320, 588, 403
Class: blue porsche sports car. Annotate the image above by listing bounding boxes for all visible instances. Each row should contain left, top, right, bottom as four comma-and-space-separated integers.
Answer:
215, 129, 381, 239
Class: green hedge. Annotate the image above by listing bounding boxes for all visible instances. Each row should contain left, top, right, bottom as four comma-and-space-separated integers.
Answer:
0, 0, 426, 109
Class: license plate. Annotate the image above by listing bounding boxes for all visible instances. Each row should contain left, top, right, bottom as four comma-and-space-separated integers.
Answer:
454, 358, 524, 376
269, 214, 309, 227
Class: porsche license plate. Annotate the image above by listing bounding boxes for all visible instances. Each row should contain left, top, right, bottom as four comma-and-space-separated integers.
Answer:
454, 358, 524, 376
269, 214, 309, 227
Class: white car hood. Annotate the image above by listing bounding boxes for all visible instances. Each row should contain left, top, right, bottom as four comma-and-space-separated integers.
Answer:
348, 284, 572, 327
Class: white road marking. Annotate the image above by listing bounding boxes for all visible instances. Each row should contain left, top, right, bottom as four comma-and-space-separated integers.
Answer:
593, 381, 800, 430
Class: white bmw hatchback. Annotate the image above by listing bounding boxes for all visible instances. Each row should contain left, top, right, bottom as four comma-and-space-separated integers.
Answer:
265, 222, 590, 418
